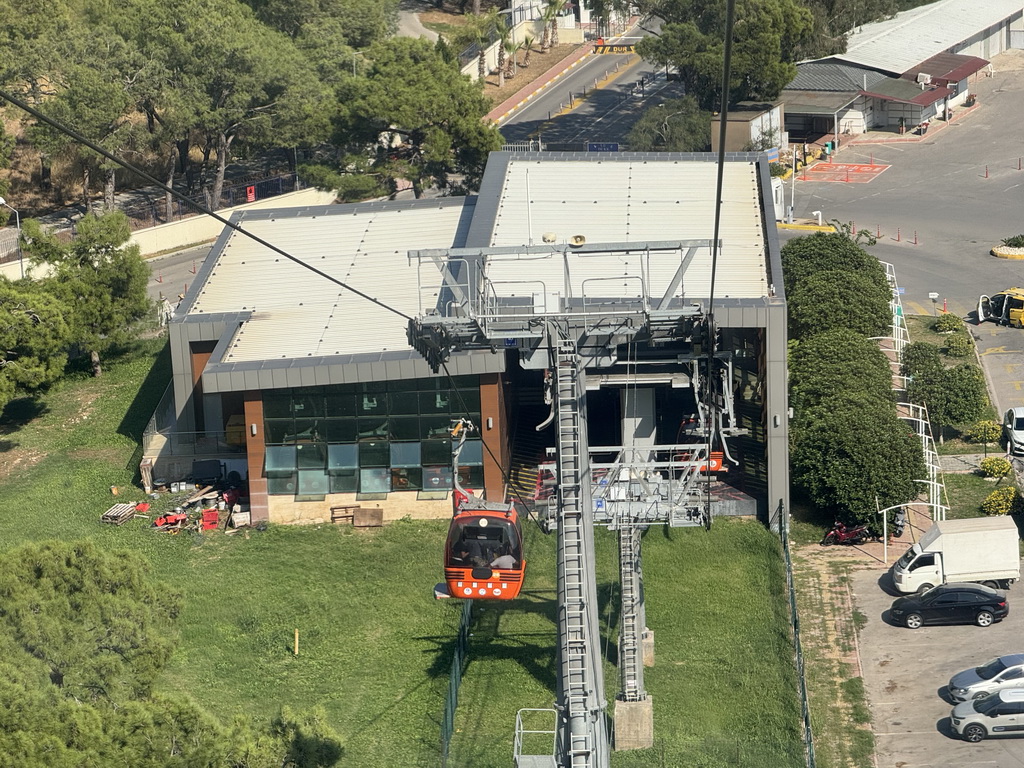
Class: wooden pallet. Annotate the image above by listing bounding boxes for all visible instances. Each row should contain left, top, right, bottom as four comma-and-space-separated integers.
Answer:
101, 503, 138, 525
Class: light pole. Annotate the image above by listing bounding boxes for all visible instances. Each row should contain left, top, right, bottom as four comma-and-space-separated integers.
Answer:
0, 196, 23, 279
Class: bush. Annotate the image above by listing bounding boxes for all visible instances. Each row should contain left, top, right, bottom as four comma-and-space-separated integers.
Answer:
934, 312, 963, 332
981, 486, 1022, 515
787, 269, 892, 340
944, 333, 973, 357
965, 420, 1002, 443
769, 161, 788, 177
1002, 234, 1024, 248
980, 457, 1013, 478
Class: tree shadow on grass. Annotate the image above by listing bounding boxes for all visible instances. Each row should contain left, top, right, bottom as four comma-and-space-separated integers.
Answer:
0, 396, 48, 433
117, 340, 171, 442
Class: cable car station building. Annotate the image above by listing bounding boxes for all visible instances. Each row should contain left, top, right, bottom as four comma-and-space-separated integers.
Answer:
150, 152, 789, 528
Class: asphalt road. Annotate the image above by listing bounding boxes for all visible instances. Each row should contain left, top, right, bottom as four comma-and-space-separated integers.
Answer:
500, 27, 685, 146
146, 243, 214, 303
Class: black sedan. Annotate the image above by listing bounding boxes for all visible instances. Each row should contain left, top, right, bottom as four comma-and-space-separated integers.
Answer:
889, 583, 1009, 629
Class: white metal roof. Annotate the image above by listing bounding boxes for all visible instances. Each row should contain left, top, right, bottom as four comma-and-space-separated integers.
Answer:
485, 158, 769, 300
187, 201, 472, 364
833, 0, 1020, 75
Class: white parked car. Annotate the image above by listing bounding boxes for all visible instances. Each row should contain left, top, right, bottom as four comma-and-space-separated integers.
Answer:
951, 688, 1024, 742
949, 654, 1024, 702
1003, 407, 1024, 455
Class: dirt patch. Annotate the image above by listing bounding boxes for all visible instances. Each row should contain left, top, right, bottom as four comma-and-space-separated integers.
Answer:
0, 447, 46, 483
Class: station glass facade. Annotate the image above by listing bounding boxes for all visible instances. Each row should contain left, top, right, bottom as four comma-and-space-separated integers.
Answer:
262, 377, 483, 497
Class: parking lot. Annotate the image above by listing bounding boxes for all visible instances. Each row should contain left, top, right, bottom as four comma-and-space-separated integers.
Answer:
854, 567, 1024, 766
791, 49, 1024, 767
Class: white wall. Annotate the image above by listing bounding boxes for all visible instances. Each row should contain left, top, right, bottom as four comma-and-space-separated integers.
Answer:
129, 187, 338, 256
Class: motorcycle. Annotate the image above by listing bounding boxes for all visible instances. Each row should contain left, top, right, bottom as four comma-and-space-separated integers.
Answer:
893, 509, 907, 539
821, 521, 877, 546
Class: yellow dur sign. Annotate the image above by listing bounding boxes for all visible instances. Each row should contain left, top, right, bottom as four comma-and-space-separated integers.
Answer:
594, 44, 635, 54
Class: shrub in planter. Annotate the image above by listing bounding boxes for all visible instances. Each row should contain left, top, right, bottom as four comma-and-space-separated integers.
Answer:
980, 457, 1013, 478
1002, 234, 1024, 248
934, 312, 963, 333
944, 333, 973, 357
965, 420, 1002, 444
981, 485, 1022, 515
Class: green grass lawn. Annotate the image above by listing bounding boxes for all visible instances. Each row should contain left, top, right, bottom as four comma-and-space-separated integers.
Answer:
0, 339, 803, 767
449, 520, 804, 768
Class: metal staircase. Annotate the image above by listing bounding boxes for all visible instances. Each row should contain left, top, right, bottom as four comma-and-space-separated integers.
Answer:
617, 526, 646, 702
553, 333, 608, 768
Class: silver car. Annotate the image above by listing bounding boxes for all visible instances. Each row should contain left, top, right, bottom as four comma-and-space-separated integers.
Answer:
949, 654, 1024, 702
1004, 407, 1024, 455
951, 688, 1024, 742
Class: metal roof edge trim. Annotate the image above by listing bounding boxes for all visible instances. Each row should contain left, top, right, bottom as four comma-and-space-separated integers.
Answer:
229, 195, 475, 224
199, 349, 507, 393
755, 157, 785, 301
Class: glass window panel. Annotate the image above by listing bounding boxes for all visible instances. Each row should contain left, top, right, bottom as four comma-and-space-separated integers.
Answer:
461, 439, 484, 465
391, 467, 422, 491
360, 441, 389, 467
457, 465, 484, 488
263, 391, 293, 419
419, 391, 451, 414
363, 380, 388, 393
287, 419, 322, 443
390, 442, 421, 467
390, 417, 419, 441
390, 378, 419, 392
390, 391, 420, 415
358, 392, 386, 415
325, 392, 357, 418
298, 469, 329, 496
328, 444, 359, 472
264, 418, 294, 445
456, 388, 480, 413
422, 439, 452, 465
330, 470, 358, 493
292, 392, 324, 417
357, 419, 389, 440
422, 465, 452, 490
296, 443, 326, 469
449, 375, 475, 388
265, 446, 296, 476
323, 418, 357, 443
421, 415, 452, 439
360, 468, 391, 493
267, 473, 297, 495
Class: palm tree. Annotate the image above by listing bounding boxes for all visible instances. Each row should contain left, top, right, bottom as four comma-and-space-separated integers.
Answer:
540, 4, 555, 52
496, 13, 512, 87
504, 39, 522, 80
521, 34, 535, 68
548, 0, 567, 49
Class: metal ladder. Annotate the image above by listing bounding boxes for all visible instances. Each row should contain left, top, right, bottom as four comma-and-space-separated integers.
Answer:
617, 525, 646, 702
553, 334, 604, 768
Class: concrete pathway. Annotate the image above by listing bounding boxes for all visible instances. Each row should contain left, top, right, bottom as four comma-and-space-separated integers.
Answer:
396, 0, 439, 41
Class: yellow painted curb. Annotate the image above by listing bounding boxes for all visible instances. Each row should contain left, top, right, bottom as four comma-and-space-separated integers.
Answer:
992, 247, 1024, 260
777, 223, 838, 232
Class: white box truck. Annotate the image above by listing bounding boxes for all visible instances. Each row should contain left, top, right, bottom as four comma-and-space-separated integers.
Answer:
892, 517, 1020, 594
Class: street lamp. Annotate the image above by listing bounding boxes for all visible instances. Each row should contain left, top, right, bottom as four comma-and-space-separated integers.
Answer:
0, 196, 23, 279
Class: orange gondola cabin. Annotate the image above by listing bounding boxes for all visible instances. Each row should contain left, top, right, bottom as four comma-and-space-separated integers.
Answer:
436, 421, 526, 600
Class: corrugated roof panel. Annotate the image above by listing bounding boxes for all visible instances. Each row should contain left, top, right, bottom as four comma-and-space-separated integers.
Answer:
834, 0, 1018, 74
193, 202, 472, 364
486, 159, 767, 299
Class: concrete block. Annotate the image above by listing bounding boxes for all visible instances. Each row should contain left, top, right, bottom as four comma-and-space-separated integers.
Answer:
614, 697, 653, 751
642, 627, 655, 667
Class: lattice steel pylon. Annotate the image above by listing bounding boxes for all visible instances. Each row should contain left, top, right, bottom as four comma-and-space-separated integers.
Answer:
408, 241, 738, 767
